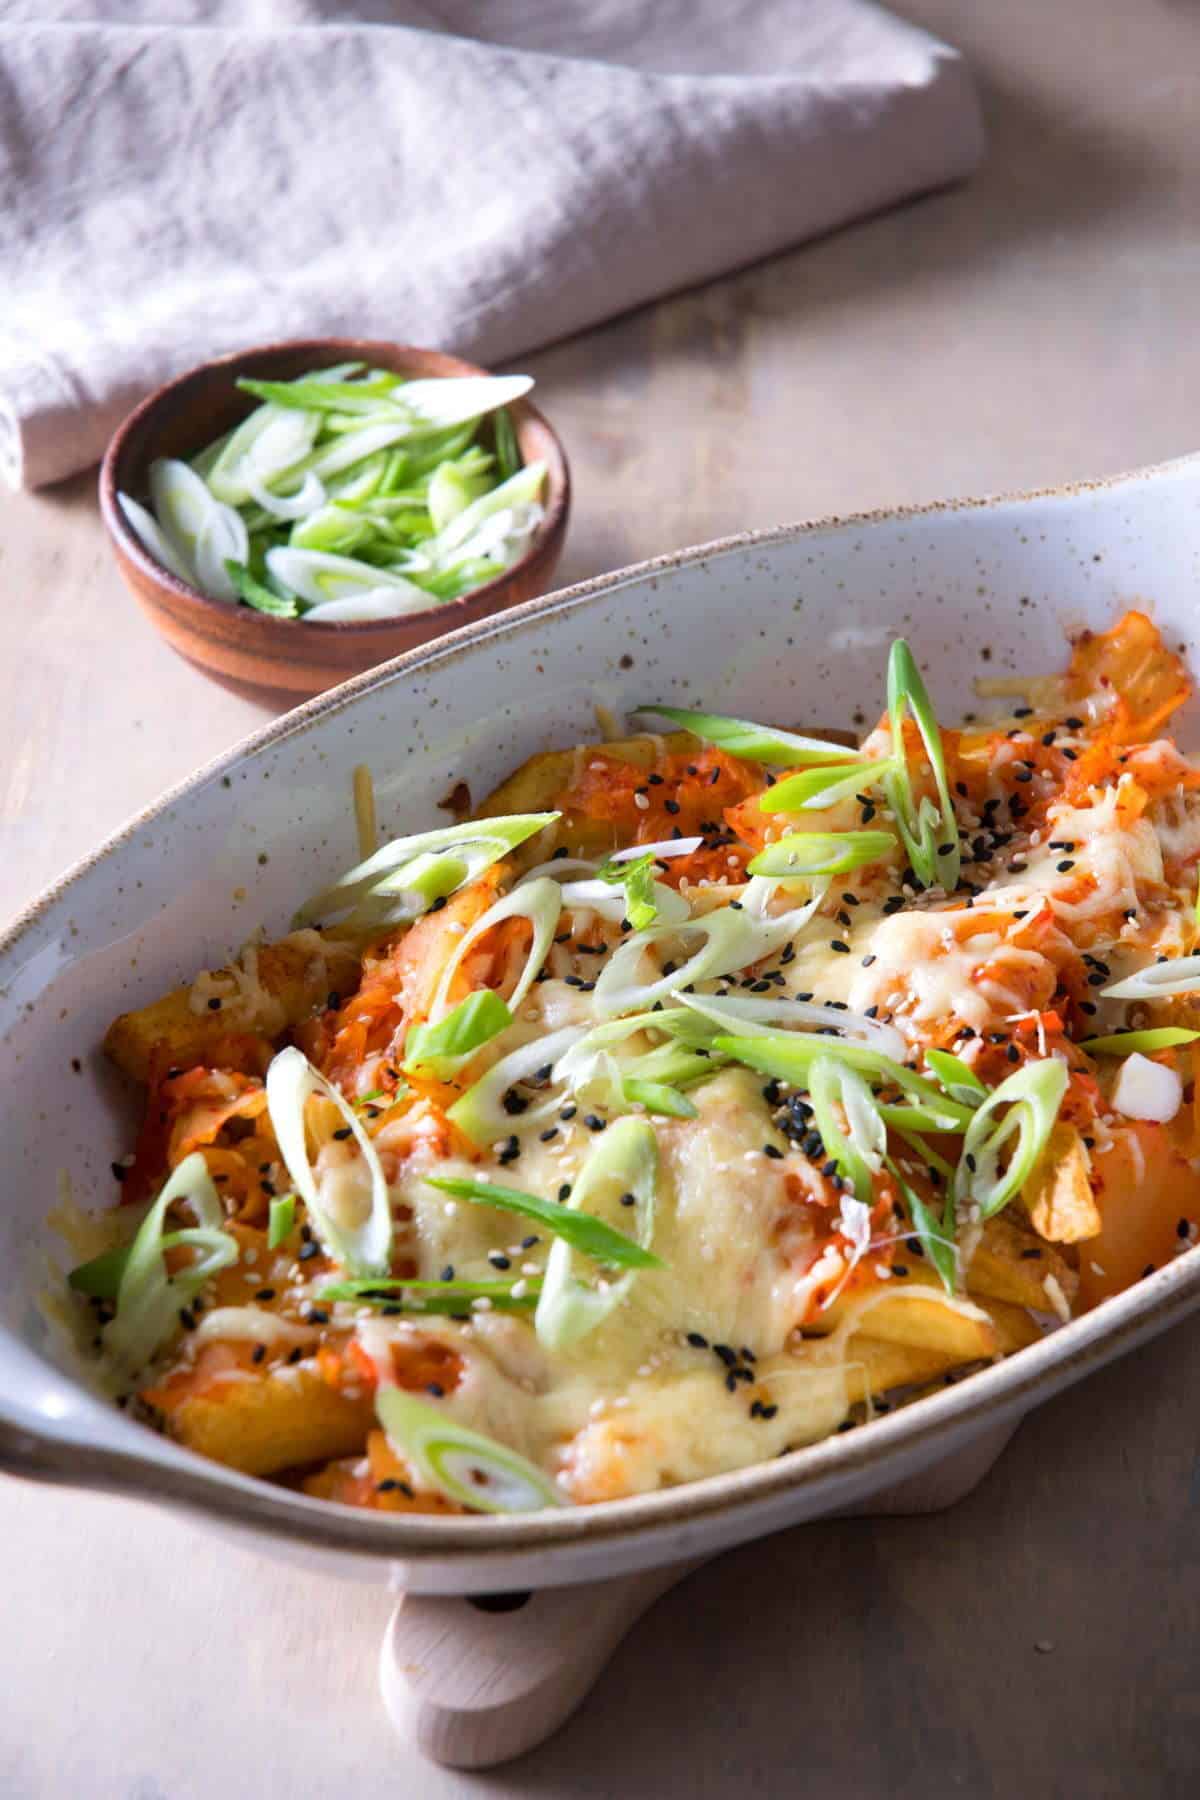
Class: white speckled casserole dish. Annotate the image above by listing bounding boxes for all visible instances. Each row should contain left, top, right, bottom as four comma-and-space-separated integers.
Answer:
4, 450, 1200, 1596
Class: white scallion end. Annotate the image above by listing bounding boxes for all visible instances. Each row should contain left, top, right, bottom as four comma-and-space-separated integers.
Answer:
1111, 1052, 1182, 1123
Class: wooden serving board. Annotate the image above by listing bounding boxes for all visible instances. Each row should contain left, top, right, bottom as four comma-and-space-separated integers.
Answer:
380, 1417, 1019, 1768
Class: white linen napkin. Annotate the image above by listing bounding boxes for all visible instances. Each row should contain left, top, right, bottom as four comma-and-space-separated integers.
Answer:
0, 2, 983, 489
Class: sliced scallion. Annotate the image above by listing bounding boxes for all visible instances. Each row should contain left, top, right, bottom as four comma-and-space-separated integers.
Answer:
447, 1025, 585, 1145
621, 1077, 698, 1119
403, 990, 513, 1077
102, 1153, 238, 1374
375, 1386, 561, 1514
427, 876, 562, 1023
1100, 955, 1200, 1000
636, 706, 858, 767
951, 1059, 1069, 1221
763, 758, 895, 814
595, 850, 660, 929
317, 1277, 539, 1313
712, 1031, 972, 1132
225, 560, 300, 618
534, 1118, 660, 1350
882, 639, 960, 890
265, 1047, 392, 1275
424, 1173, 662, 1270
294, 812, 559, 931
1079, 1027, 1200, 1055
925, 1048, 989, 1107
806, 1055, 882, 1204
68, 1243, 130, 1301
748, 829, 896, 879
267, 1193, 296, 1249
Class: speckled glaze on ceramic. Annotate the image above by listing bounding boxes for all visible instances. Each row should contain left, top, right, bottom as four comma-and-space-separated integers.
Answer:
4, 452, 1200, 1595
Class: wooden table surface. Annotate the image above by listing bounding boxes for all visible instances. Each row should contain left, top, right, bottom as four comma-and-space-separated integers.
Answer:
3, 2, 1200, 1794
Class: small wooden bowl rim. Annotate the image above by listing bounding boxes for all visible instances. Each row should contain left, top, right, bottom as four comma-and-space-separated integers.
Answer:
98, 337, 570, 640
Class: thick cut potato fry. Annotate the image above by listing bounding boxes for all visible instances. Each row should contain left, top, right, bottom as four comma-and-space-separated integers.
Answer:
964, 1214, 1080, 1311
105, 935, 360, 1083
476, 731, 696, 862
1025, 1122, 1101, 1243
823, 1281, 999, 1362
977, 1297, 1046, 1352
842, 1334, 970, 1404
152, 1363, 375, 1478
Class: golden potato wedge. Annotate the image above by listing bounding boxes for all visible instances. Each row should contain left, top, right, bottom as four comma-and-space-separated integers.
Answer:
105, 933, 360, 1084
842, 1334, 970, 1404
964, 1214, 1080, 1310
476, 731, 697, 863
155, 1361, 375, 1479
976, 1297, 1045, 1353
824, 1279, 999, 1362
1025, 1122, 1101, 1243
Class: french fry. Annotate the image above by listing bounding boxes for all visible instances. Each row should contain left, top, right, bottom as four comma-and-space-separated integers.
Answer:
842, 1334, 968, 1405
975, 1297, 1045, 1353
1025, 1122, 1101, 1243
964, 1214, 1080, 1310
822, 1279, 999, 1362
149, 1362, 375, 1479
105, 934, 360, 1084
476, 731, 696, 862
302, 1433, 462, 1513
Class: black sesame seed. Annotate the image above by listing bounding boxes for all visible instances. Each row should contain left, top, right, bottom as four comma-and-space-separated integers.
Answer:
584, 1114, 607, 1132
254, 1287, 276, 1301
763, 1143, 784, 1160
252, 1344, 266, 1365
298, 1241, 319, 1262
332, 1125, 353, 1140
488, 1253, 512, 1270
830, 940, 851, 955
686, 1331, 709, 1348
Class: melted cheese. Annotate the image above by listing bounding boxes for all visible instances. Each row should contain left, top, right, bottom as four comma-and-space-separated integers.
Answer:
377, 1068, 857, 1498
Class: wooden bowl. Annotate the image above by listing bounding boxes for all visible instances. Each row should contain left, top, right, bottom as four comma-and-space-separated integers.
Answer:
99, 338, 570, 701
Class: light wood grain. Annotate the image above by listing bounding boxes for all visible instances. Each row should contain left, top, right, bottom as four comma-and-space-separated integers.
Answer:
4, 1, 1200, 1794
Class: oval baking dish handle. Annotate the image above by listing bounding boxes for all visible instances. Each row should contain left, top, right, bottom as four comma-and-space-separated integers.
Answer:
380, 1558, 703, 1769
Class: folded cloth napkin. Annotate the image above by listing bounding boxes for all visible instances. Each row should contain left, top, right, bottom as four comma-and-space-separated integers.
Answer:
0, 1, 983, 489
